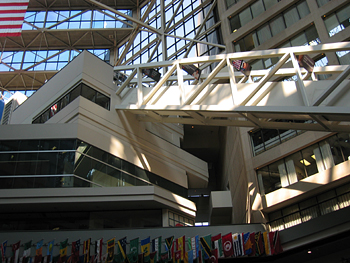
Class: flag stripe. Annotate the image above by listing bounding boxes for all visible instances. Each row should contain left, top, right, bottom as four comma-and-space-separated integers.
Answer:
0, 0, 29, 37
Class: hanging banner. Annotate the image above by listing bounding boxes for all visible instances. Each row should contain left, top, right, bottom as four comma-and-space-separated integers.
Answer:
113, 72, 128, 83
181, 65, 201, 80
142, 69, 161, 82
232, 60, 251, 76
296, 55, 315, 73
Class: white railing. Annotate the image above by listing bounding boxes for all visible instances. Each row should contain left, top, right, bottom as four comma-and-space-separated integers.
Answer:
114, 42, 350, 132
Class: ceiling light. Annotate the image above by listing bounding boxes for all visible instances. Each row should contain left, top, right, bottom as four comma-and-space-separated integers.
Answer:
311, 154, 315, 160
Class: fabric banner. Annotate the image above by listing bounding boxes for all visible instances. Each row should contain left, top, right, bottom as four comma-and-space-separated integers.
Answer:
117, 237, 129, 263
11, 241, 20, 263
47, 240, 55, 263
0, 0, 30, 37
83, 238, 91, 263
296, 55, 315, 73
243, 232, 253, 256
58, 239, 68, 263
71, 240, 80, 263
140, 237, 150, 262
222, 233, 233, 258
232, 233, 244, 257
190, 236, 199, 260
232, 60, 251, 76
199, 235, 211, 259
151, 237, 161, 263
211, 234, 223, 258
149, 251, 157, 263
23, 241, 32, 259
95, 239, 103, 263
106, 238, 115, 263
142, 69, 161, 82
181, 65, 201, 80
164, 236, 173, 259
254, 232, 264, 256
34, 240, 44, 263
129, 238, 139, 263
272, 231, 283, 255
1, 241, 7, 263
210, 249, 218, 263
175, 236, 185, 261
159, 252, 168, 263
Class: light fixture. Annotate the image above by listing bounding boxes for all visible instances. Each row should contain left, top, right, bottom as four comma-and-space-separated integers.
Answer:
300, 159, 311, 166
308, 250, 312, 254
311, 154, 315, 160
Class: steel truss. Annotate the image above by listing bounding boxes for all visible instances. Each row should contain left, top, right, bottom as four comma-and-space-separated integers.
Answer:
114, 42, 350, 132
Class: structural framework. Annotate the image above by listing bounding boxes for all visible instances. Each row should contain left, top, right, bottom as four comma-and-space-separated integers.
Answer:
114, 42, 350, 132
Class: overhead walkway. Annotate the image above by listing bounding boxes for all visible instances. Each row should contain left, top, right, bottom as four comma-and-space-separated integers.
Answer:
114, 42, 350, 132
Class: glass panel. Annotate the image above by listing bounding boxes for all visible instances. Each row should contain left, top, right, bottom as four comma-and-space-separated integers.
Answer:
244, 32, 257, 51
0, 178, 14, 189
338, 192, 350, 209
305, 26, 320, 45
41, 109, 50, 123
56, 152, 75, 174
251, 0, 264, 18
336, 133, 350, 161
12, 177, 35, 188
15, 153, 38, 175
283, 211, 301, 228
251, 130, 265, 155
321, 136, 343, 167
39, 139, 60, 150
229, 14, 241, 32
239, 8, 253, 27
300, 144, 323, 177
297, 1, 310, 19
300, 206, 318, 222
284, 7, 299, 28
95, 92, 110, 109
337, 5, 350, 28
59, 139, 76, 150
257, 24, 272, 44
81, 84, 96, 102
122, 160, 135, 175
269, 160, 287, 189
263, 0, 278, 10
318, 197, 339, 215
0, 153, 17, 175
70, 84, 82, 103
19, 140, 40, 151
325, 15, 339, 37
36, 152, 58, 175
299, 197, 317, 210
261, 129, 280, 150
60, 94, 70, 109
270, 15, 285, 36
316, 0, 330, 7
285, 151, 305, 183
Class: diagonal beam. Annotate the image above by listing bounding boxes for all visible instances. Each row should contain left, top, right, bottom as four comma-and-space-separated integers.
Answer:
116, 69, 137, 96
309, 114, 331, 132
240, 52, 290, 106
142, 64, 177, 105
183, 0, 217, 58
313, 65, 350, 106
86, 0, 160, 35
290, 52, 310, 106
165, 33, 226, 49
185, 111, 206, 124
184, 58, 227, 105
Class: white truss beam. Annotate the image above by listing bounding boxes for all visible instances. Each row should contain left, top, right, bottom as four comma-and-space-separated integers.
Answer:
114, 42, 350, 132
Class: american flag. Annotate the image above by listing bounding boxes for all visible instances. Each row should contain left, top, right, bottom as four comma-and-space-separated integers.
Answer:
0, 0, 29, 37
